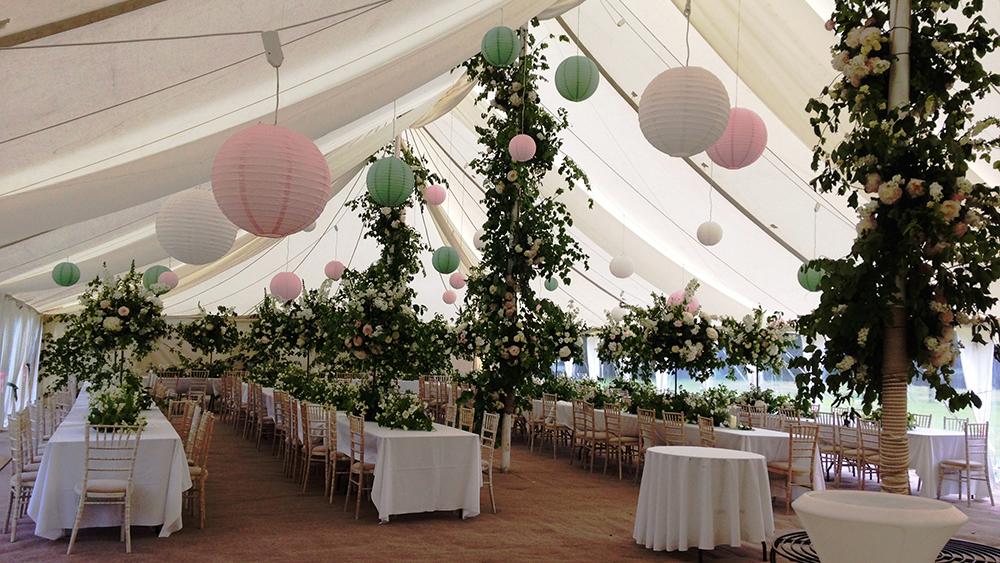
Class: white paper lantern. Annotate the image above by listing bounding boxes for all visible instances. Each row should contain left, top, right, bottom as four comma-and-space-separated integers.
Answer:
638, 66, 731, 157
474, 228, 487, 251
156, 187, 237, 265
609, 255, 634, 279
696, 221, 723, 246
610, 305, 626, 322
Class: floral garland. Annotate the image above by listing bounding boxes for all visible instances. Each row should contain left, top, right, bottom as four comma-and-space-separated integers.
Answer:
174, 305, 240, 376
455, 23, 590, 419
719, 307, 795, 376
598, 280, 723, 382
793, 0, 1000, 412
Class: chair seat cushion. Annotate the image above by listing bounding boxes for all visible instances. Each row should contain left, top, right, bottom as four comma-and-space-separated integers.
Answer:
75, 478, 128, 498
190, 465, 208, 477
767, 460, 812, 474
614, 435, 640, 444
574, 430, 608, 440
940, 458, 985, 469
329, 450, 350, 460
351, 461, 375, 473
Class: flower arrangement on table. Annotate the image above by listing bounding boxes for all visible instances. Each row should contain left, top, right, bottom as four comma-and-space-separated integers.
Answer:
719, 307, 796, 381
274, 365, 360, 411
735, 386, 813, 417
87, 371, 152, 427
373, 387, 433, 431
174, 305, 240, 377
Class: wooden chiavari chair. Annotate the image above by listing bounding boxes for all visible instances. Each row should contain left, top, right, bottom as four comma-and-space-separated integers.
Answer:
481, 412, 500, 514
459, 406, 475, 432
287, 397, 302, 479
602, 404, 640, 480
570, 401, 600, 472
254, 384, 275, 450
938, 422, 994, 506
66, 423, 143, 554
661, 411, 686, 446
443, 403, 458, 427
300, 402, 328, 492
767, 423, 818, 513
345, 414, 375, 519
634, 408, 656, 483
777, 407, 801, 431
5, 410, 37, 541
186, 379, 208, 407
840, 419, 881, 489
186, 412, 215, 528
697, 416, 716, 448
530, 392, 566, 459
167, 399, 198, 444
815, 411, 840, 481
272, 390, 287, 457
325, 407, 350, 502
911, 413, 932, 429
740, 404, 767, 429
943, 416, 967, 432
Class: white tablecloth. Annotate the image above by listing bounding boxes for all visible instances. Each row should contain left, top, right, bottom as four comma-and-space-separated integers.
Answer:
909, 428, 992, 499
335, 413, 481, 522
531, 399, 639, 436
27, 388, 193, 539
151, 376, 221, 396
634, 446, 774, 552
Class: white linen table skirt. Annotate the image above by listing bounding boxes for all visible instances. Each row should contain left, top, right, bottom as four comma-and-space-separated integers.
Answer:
909, 428, 992, 499
27, 388, 193, 539
335, 413, 481, 522
634, 446, 774, 552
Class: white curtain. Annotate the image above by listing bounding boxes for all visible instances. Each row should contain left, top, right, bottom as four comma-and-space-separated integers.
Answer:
0, 294, 43, 427
958, 330, 997, 482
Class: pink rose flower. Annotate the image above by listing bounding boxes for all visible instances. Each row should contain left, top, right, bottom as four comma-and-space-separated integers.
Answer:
825, 19, 835, 31
118, 306, 130, 317
864, 173, 882, 193
362, 324, 373, 336
905, 179, 925, 198
939, 310, 954, 324
100, 299, 111, 309
953, 222, 969, 238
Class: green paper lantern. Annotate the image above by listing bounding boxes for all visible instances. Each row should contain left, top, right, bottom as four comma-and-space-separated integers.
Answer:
143, 265, 171, 291
797, 263, 825, 292
51, 262, 81, 287
555, 55, 600, 102
432, 246, 460, 274
544, 277, 559, 291
366, 156, 415, 207
481, 26, 520, 67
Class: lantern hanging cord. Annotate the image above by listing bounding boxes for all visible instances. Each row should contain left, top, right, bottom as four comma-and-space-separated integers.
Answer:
812, 203, 819, 259
520, 29, 528, 133
273, 67, 280, 125
734, 0, 742, 106
683, 0, 692, 66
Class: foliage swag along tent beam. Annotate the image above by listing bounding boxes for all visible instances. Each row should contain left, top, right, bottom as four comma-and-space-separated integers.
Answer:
454, 22, 590, 469
793, 0, 1000, 494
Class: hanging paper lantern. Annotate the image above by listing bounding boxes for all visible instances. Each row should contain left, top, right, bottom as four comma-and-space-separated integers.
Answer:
303, 222, 317, 233
212, 124, 332, 237
424, 184, 447, 206
325, 260, 346, 281
555, 55, 600, 102
51, 262, 81, 287
609, 255, 634, 279
610, 305, 627, 322
798, 263, 825, 292
481, 26, 519, 67
158, 270, 180, 291
443, 289, 458, 305
474, 228, 487, 251
638, 66, 731, 157
544, 277, 559, 291
157, 187, 237, 265
696, 221, 723, 246
432, 246, 460, 274
449, 272, 467, 289
508, 134, 536, 162
142, 265, 171, 290
706, 107, 768, 170
366, 156, 414, 207
270, 271, 302, 302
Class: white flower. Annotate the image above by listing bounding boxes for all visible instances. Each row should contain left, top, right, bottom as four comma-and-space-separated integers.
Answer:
835, 355, 856, 371
929, 182, 944, 201
102, 317, 122, 332
558, 346, 571, 358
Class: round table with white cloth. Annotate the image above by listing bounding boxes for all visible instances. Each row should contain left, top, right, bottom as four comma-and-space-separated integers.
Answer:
909, 428, 993, 499
633, 446, 774, 553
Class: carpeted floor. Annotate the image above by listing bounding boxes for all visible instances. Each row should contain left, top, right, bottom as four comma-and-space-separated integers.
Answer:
2, 422, 998, 562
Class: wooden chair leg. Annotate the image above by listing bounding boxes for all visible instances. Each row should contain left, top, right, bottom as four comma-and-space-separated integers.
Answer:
354, 473, 364, 520
199, 480, 207, 529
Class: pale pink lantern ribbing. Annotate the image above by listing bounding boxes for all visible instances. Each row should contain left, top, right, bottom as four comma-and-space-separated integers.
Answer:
212, 124, 332, 237
443, 290, 458, 304
449, 272, 466, 289
270, 271, 302, 302
158, 270, 179, 290
508, 134, 536, 162
425, 184, 447, 206
706, 107, 768, 170
324, 260, 346, 281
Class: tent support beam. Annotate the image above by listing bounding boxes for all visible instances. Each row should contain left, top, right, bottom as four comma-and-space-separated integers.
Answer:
0, 1, 166, 47
555, 15, 807, 264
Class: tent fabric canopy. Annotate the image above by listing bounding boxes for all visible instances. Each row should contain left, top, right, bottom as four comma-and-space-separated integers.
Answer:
2, 0, 998, 326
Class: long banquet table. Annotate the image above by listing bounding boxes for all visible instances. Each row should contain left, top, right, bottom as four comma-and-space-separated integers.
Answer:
27, 387, 193, 539
531, 399, 825, 493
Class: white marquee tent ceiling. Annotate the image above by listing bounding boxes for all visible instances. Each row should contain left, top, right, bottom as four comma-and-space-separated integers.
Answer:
1, 0, 997, 325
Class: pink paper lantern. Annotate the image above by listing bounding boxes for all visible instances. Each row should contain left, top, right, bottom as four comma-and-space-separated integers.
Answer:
706, 107, 768, 170
443, 290, 458, 304
449, 272, 467, 289
270, 271, 302, 302
324, 260, 346, 281
425, 184, 447, 206
158, 270, 179, 290
667, 290, 685, 306
508, 134, 536, 162
212, 124, 332, 237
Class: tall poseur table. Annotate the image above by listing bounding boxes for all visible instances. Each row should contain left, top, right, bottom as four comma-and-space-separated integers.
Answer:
634, 446, 774, 554
27, 388, 193, 539
334, 414, 482, 522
